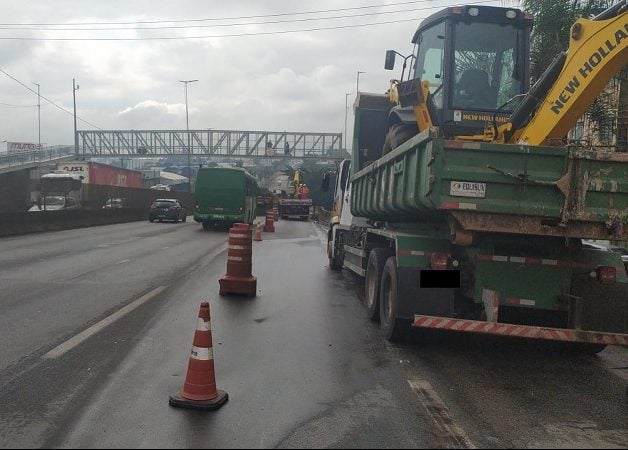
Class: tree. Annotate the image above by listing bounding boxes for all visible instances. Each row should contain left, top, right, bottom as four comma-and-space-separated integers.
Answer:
522, 0, 624, 149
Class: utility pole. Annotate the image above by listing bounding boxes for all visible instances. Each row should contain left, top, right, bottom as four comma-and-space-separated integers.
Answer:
344, 93, 352, 152
73, 79, 79, 158
33, 82, 40, 147
179, 79, 198, 192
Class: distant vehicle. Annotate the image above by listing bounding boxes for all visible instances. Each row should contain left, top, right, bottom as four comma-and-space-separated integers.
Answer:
149, 198, 187, 223
102, 198, 126, 209
30, 173, 83, 211
193, 167, 257, 230
35, 161, 144, 210
150, 184, 171, 191
279, 168, 311, 220
55, 161, 143, 188
28, 194, 81, 212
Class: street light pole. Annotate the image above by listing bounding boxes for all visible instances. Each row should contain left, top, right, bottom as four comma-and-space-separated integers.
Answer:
33, 82, 40, 147
356, 70, 365, 95
344, 93, 351, 151
73, 79, 79, 158
179, 79, 198, 192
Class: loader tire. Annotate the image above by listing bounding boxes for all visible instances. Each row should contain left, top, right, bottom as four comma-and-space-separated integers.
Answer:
382, 123, 418, 155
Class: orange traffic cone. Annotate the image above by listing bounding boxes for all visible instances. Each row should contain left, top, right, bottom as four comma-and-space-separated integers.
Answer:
263, 210, 275, 232
169, 301, 228, 411
253, 224, 263, 241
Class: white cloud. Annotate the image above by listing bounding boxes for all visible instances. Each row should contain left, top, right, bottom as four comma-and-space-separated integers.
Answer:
0, 0, 519, 145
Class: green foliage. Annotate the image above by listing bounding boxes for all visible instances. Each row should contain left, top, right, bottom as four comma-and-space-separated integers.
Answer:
522, 0, 612, 80
522, 0, 617, 142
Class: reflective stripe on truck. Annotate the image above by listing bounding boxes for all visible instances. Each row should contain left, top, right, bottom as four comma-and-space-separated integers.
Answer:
413, 315, 628, 345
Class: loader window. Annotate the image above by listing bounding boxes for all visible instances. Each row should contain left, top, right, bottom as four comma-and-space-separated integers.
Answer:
452, 22, 523, 111
414, 21, 445, 109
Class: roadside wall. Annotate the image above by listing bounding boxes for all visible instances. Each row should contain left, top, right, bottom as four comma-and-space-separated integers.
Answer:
0, 191, 193, 237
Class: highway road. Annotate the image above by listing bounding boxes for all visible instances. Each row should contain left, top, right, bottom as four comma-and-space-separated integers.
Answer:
0, 218, 626, 448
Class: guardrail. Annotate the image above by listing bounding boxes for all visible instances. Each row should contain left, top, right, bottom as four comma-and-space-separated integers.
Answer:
0, 146, 75, 170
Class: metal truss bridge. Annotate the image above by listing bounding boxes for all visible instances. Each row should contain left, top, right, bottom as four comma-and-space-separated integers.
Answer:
77, 129, 345, 160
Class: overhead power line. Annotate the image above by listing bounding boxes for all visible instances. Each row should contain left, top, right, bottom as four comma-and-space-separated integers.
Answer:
0, 0, 503, 41
0, 0, 466, 26
0, 68, 103, 130
0, 2, 502, 31
0, 1, 505, 41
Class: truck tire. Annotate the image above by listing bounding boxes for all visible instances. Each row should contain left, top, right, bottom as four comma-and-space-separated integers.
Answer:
202, 222, 210, 230
365, 248, 392, 322
379, 256, 411, 341
328, 229, 343, 271
382, 123, 418, 155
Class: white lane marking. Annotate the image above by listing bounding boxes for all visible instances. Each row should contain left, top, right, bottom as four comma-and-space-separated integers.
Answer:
117, 259, 130, 264
408, 379, 476, 449
44, 286, 168, 359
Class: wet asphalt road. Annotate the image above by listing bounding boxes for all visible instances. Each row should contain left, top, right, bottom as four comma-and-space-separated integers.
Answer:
0, 218, 626, 448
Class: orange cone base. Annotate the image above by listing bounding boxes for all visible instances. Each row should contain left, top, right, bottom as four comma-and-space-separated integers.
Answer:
169, 389, 228, 411
219, 276, 257, 297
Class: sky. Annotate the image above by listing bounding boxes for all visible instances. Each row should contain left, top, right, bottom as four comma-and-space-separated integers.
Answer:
0, 0, 519, 147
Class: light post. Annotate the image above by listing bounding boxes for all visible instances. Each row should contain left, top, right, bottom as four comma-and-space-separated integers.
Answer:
356, 70, 365, 95
33, 82, 40, 147
73, 79, 79, 158
344, 93, 352, 152
179, 79, 198, 192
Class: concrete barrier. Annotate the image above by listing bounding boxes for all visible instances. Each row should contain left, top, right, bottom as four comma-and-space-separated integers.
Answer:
0, 209, 150, 237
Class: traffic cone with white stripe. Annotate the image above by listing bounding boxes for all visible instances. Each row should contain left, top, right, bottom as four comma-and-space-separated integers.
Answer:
169, 301, 228, 411
253, 223, 263, 241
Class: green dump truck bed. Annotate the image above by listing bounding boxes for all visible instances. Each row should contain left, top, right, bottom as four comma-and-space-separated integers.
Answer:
351, 128, 628, 240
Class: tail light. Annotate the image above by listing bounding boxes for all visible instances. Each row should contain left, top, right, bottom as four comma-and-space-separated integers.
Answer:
239, 206, 244, 212
194, 202, 200, 210
596, 266, 616, 284
430, 253, 449, 270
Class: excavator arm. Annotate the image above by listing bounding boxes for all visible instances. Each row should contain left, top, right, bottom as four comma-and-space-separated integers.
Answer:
505, 2, 627, 145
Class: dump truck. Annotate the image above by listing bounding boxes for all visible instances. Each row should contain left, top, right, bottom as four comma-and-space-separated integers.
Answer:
324, 3, 628, 351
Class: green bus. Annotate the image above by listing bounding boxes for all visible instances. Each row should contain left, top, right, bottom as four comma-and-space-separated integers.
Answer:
193, 167, 257, 230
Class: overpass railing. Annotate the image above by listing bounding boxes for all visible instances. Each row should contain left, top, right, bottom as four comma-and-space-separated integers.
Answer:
78, 129, 344, 159
0, 145, 75, 170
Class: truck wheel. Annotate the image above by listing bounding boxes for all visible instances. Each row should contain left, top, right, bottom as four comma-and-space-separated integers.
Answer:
182, 215, 187, 222
379, 256, 411, 342
382, 123, 418, 155
365, 248, 392, 322
328, 232, 343, 271
202, 222, 210, 230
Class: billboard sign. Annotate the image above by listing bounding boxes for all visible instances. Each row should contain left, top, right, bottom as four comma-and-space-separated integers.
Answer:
7, 142, 44, 154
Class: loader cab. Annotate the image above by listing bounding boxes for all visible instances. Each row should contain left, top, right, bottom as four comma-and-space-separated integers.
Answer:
388, 5, 533, 137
